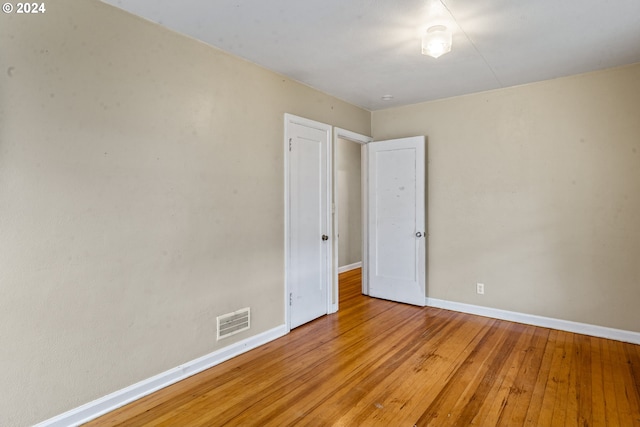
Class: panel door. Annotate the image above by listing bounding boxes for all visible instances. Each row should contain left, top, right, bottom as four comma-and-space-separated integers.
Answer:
368, 136, 426, 306
289, 121, 330, 328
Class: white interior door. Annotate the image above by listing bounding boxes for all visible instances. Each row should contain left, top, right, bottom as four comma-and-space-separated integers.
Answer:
367, 136, 426, 306
286, 116, 331, 329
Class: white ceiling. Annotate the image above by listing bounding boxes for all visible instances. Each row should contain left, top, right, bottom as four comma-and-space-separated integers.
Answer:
102, 0, 640, 111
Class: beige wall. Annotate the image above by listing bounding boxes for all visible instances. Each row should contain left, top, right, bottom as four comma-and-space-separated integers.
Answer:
0, 1, 370, 425
336, 138, 362, 267
373, 63, 640, 333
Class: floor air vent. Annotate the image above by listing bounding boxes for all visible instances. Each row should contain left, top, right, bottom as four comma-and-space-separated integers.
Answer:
217, 307, 250, 340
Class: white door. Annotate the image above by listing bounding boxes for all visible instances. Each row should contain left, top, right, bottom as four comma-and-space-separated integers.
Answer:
368, 136, 426, 306
286, 116, 331, 329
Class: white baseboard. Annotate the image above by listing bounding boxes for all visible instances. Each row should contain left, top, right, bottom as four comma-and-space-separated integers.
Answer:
338, 261, 362, 274
35, 325, 288, 427
426, 298, 640, 345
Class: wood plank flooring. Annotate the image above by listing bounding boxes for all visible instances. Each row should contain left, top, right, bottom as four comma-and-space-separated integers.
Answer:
86, 268, 640, 426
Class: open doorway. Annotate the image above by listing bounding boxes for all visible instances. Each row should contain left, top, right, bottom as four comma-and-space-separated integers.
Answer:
332, 128, 372, 311
336, 137, 362, 273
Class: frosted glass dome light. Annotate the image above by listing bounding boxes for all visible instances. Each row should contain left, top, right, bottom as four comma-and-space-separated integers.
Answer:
422, 25, 453, 59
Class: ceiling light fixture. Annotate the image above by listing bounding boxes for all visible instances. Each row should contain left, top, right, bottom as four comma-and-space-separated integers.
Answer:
422, 24, 452, 59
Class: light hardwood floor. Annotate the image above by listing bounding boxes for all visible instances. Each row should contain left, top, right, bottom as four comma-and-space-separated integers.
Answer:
87, 268, 640, 426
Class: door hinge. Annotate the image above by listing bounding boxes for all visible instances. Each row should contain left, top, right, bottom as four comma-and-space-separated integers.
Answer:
289, 292, 293, 306
289, 138, 292, 152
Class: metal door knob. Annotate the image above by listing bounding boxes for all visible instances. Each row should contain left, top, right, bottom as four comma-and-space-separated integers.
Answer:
416, 232, 423, 238
322, 235, 329, 241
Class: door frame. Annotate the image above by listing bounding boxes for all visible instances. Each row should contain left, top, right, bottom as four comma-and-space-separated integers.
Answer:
333, 128, 373, 304
284, 114, 332, 331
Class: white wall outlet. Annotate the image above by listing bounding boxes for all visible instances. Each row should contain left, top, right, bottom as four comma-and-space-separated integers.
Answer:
476, 283, 485, 295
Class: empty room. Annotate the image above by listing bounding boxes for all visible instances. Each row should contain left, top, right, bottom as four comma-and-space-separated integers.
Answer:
1, 0, 639, 426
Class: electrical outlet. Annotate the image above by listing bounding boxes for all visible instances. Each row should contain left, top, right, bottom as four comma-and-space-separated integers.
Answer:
476, 283, 485, 295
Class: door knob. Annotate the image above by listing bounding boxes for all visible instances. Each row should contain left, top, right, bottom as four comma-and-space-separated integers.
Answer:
322, 235, 329, 241
416, 232, 423, 238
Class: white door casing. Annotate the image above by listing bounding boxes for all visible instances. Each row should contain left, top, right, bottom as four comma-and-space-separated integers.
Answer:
367, 136, 426, 306
285, 114, 332, 329
332, 128, 373, 310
